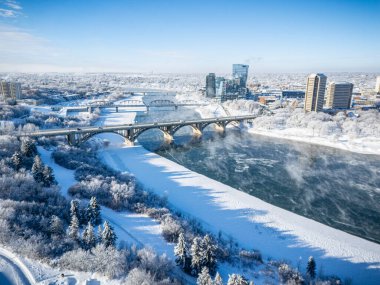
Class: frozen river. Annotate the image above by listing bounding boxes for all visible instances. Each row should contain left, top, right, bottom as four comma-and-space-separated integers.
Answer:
137, 129, 380, 243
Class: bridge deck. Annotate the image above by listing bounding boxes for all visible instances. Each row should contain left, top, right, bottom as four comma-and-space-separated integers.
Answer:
20, 115, 257, 137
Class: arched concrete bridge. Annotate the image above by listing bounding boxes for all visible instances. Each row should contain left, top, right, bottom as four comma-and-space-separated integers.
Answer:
19, 115, 256, 146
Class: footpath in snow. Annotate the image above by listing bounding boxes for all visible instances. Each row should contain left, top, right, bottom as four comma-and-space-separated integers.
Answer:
99, 144, 380, 285
38, 147, 174, 258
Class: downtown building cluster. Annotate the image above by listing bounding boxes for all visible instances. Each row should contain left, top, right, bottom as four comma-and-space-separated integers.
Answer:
0, 81, 22, 101
205, 64, 249, 102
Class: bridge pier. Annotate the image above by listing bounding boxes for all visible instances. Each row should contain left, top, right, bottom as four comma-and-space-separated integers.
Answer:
87, 106, 93, 113
214, 123, 225, 134
190, 125, 202, 139
116, 106, 119, 113
67, 133, 80, 146
163, 132, 174, 144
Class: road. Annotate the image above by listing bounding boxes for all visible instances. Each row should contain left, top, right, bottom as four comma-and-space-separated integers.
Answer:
0, 248, 34, 285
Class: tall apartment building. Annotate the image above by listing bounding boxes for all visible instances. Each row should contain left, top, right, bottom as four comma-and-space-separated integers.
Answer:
304, 73, 327, 112
0, 81, 22, 100
326, 82, 353, 109
206, 73, 216, 98
376, 76, 380, 93
232, 64, 249, 88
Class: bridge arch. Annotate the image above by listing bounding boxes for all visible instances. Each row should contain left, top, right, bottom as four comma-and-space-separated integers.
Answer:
132, 127, 173, 144
148, 99, 176, 107
76, 130, 131, 145
169, 125, 202, 137
224, 120, 241, 128
198, 122, 226, 136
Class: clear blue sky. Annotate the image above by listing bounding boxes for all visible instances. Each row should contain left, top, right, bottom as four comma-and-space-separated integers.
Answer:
0, 0, 379, 73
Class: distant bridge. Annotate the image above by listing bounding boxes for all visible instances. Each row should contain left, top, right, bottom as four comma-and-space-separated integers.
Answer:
63, 99, 206, 113
19, 115, 257, 146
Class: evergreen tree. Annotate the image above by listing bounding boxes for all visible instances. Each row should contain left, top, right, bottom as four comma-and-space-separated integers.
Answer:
227, 274, 249, 285
197, 267, 213, 285
97, 225, 103, 243
214, 272, 223, 285
49, 215, 64, 237
191, 237, 203, 275
87, 196, 101, 225
174, 232, 188, 269
11, 151, 22, 170
31, 155, 44, 183
70, 200, 80, 218
82, 222, 96, 249
20, 139, 37, 157
101, 220, 117, 247
306, 256, 316, 280
68, 213, 79, 241
201, 234, 217, 275
42, 165, 55, 187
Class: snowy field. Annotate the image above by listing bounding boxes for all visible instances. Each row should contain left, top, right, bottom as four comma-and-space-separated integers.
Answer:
38, 146, 184, 284
19, 94, 380, 284
99, 144, 380, 285
247, 128, 380, 155
91, 98, 380, 284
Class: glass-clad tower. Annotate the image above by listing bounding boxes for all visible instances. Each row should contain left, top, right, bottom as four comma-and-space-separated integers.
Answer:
232, 64, 249, 88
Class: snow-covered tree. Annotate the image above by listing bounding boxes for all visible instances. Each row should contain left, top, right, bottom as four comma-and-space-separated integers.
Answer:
20, 139, 37, 157
101, 220, 117, 247
68, 212, 79, 241
227, 274, 249, 285
31, 155, 44, 183
87, 196, 101, 226
50, 215, 64, 237
11, 151, 22, 170
97, 225, 103, 243
42, 165, 55, 187
174, 232, 188, 270
191, 236, 203, 275
82, 222, 96, 249
125, 268, 155, 285
214, 272, 223, 285
306, 256, 316, 280
70, 200, 80, 218
201, 234, 217, 274
197, 266, 213, 285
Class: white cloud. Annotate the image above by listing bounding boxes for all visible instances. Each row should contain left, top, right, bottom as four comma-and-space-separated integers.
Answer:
0, 0, 21, 18
0, 25, 52, 54
5, 0, 22, 10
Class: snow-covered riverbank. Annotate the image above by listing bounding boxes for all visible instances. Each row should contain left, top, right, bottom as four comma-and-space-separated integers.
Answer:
247, 128, 380, 156
205, 102, 380, 156
99, 144, 380, 285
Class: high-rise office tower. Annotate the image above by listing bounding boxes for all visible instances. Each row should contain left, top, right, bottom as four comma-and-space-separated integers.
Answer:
304, 73, 327, 112
326, 82, 353, 109
206, 73, 216, 98
215, 77, 226, 96
0, 81, 22, 100
232, 64, 249, 88
376, 76, 380, 93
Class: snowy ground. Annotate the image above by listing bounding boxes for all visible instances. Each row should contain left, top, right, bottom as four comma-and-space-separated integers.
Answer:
0, 247, 34, 285
16, 96, 380, 284
247, 128, 380, 156
38, 146, 196, 284
99, 144, 380, 285
92, 97, 380, 284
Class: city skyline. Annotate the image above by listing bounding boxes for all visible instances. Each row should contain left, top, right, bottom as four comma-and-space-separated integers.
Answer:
0, 0, 379, 73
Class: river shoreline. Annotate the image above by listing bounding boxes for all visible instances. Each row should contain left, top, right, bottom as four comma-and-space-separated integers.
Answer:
246, 127, 380, 156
